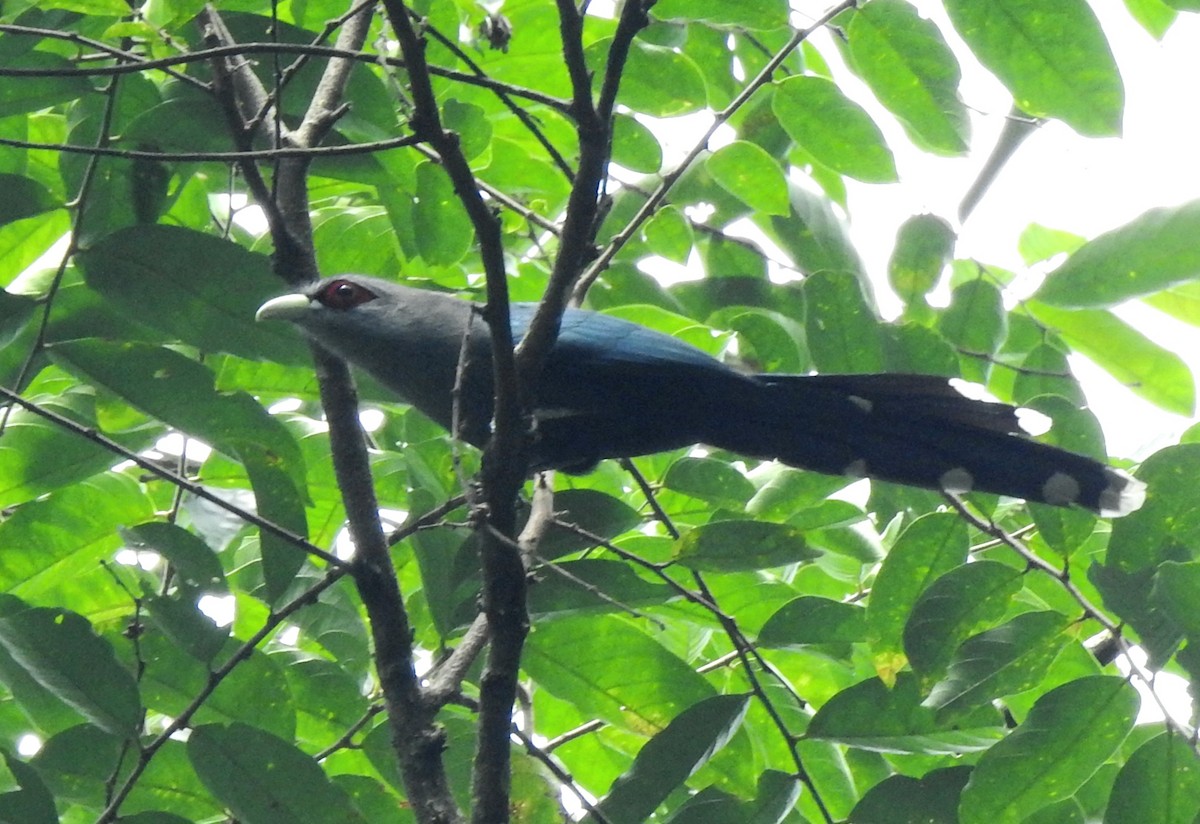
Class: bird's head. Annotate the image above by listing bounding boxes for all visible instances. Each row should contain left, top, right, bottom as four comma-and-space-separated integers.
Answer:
256, 276, 382, 328
255, 275, 479, 416
255, 275, 447, 353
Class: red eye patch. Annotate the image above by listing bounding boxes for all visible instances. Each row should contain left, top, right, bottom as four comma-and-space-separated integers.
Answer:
316, 279, 377, 310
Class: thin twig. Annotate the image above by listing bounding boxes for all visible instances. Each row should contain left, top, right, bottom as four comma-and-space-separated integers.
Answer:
573, 0, 858, 302
513, 728, 613, 824
314, 704, 386, 761
0, 133, 423, 161
0, 31, 571, 112
0, 386, 347, 569
378, 4, 525, 821
942, 493, 1199, 749
98, 571, 347, 821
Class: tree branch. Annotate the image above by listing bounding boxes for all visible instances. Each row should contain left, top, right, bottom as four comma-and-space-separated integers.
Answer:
292, 0, 376, 147
378, 3, 527, 821
573, 0, 857, 303
0, 386, 347, 569
0, 31, 572, 113
198, 3, 465, 820
98, 570, 348, 822
514, 0, 652, 396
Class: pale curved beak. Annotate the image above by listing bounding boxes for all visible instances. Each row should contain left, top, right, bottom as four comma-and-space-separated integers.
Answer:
255, 293, 311, 322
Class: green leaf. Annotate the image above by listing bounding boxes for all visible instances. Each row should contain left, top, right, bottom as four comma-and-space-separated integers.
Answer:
0, 751, 57, 824
311, 206, 401, 277
808, 674, 1003, 755
667, 771, 800, 824
705, 141, 789, 216
674, 520, 820, 572
75, 226, 306, 365
50, 340, 310, 601
944, 0, 1123, 136
612, 113, 662, 174
1026, 302, 1195, 415
52, 340, 305, 494
281, 655, 372, 745
0, 52, 93, 118
189, 723, 368, 824
1104, 731, 1200, 824
710, 306, 808, 373
409, 523, 472, 640
851, 767, 972, 824
590, 694, 750, 824
1151, 561, 1200, 639
34, 726, 216, 819
938, 279, 1006, 382
904, 560, 1025, 684
0, 174, 59, 228
888, 214, 955, 304
1089, 563, 1182, 669
0, 639, 85, 737
867, 513, 968, 681
1124, 0, 1178, 38
35, 0, 129, 13
923, 611, 1073, 719
848, 0, 969, 154
539, 488, 642, 559
773, 75, 897, 182
702, 231, 767, 280
0, 391, 157, 509
652, 0, 790, 31
442, 98, 492, 162
1107, 444, 1200, 572
123, 94, 233, 153
613, 41, 707, 116
120, 521, 226, 591
662, 456, 756, 507
144, 590, 229, 664
641, 205, 693, 264
758, 596, 867, 648
528, 559, 674, 619
0, 289, 38, 350
1018, 223, 1086, 265
803, 271, 885, 373
0, 212, 71, 295
1013, 343, 1084, 407
958, 676, 1137, 823
140, 634, 295, 740
0, 472, 154, 597
768, 183, 865, 278
1144, 280, 1200, 326
746, 465, 853, 520
0, 596, 141, 737
523, 614, 716, 733
413, 162, 472, 266
1035, 200, 1200, 307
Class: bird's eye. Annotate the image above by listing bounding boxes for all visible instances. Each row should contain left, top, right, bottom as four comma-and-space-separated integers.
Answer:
317, 279, 377, 310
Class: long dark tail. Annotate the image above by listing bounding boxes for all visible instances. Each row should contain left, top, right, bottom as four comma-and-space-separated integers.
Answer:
705, 373, 1143, 515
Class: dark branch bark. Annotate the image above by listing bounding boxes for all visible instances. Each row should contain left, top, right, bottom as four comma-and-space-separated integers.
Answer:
378, 3, 528, 821
573, 0, 857, 303
202, 4, 464, 821
517, 0, 650, 377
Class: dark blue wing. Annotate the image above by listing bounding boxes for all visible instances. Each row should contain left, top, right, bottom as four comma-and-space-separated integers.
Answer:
509, 304, 735, 372
507, 304, 756, 470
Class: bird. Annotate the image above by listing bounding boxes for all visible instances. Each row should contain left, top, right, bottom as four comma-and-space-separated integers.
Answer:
256, 275, 1145, 516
